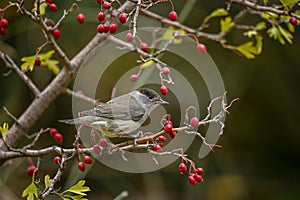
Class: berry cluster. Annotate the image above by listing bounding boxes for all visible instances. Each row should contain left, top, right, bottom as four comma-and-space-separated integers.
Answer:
96, 1, 127, 34
77, 155, 93, 172
0, 18, 8, 36
178, 162, 204, 185
49, 128, 63, 143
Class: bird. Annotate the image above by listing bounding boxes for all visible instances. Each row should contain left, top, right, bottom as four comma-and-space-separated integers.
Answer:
59, 88, 168, 138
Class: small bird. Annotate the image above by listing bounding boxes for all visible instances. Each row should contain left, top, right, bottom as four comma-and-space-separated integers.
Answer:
59, 88, 168, 138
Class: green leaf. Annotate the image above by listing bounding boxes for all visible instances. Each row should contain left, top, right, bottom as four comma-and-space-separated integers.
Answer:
22, 182, 38, 200
43, 59, 60, 74
255, 22, 266, 30
203, 8, 229, 23
231, 36, 263, 59
21, 55, 36, 71
280, 0, 298, 9
159, 26, 185, 44
44, 175, 52, 191
243, 30, 257, 38
263, 0, 269, 5
267, 25, 293, 45
0, 123, 9, 139
220, 16, 234, 33
70, 195, 88, 200
63, 180, 90, 196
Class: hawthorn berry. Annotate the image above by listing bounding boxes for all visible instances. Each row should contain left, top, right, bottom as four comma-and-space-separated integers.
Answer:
178, 162, 187, 174
190, 117, 199, 127
194, 174, 203, 182
97, 24, 104, 33
103, 1, 111, 9
53, 156, 61, 164
161, 67, 170, 75
153, 144, 162, 152
34, 57, 41, 66
196, 167, 204, 175
77, 143, 83, 148
27, 165, 37, 176
97, 11, 105, 21
188, 174, 197, 185
49, 128, 58, 136
78, 162, 85, 171
46, 0, 52, 4
197, 43, 207, 53
93, 144, 101, 154
164, 121, 173, 133
52, 29, 61, 39
49, 3, 58, 12
130, 74, 139, 81
0, 27, 6, 36
160, 85, 168, 95
0, 18, 8, 28
119, 13, 127, 23
169, 131, 177, 138
109, 23, 118, 33
100, 138, 108, 148
169, 11, 178, 21
126, 32, 133, 41
97, 0, 104, 4
54, 133, 63, 143
103, 24, 109, 33
77, 13, 85, 24
158, 135, 166, 142
290, 17, 298, 25
84, 155, 92, 164
140, 42, 149, 52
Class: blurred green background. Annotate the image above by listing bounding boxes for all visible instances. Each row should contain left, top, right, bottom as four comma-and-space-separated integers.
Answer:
1, 0, 300, 199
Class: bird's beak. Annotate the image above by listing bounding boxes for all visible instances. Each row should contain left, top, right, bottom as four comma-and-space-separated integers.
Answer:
158, 99, 169, 105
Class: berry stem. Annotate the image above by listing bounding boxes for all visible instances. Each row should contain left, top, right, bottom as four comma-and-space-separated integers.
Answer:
169, 0, 175, 11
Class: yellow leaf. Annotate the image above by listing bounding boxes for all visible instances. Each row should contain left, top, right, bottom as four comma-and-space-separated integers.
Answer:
0, 123, 9, 139
22, 182, 38, 200
20, 55, 36, 71
203, 8, 229, 23
63, 180, 90, 196
44, 175, 52, 191
140, 60, 154, 69
220, 17, 234, 33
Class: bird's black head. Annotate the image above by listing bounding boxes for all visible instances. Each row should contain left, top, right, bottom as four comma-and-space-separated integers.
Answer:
137, 88, 168, 105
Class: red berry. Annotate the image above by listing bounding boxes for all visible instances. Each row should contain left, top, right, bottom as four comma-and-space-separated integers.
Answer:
54, 133, 63, 143
103, 24, 109, 33
169, 11, 178, 21
126, 32, 133, 41
164, 122, 173, 133
77, 13, 85, 24
160, 85, 168, 95
140, 42, 149, 52
97, 24, 104, 33
84, 155, 92, 164
93, 145, 101, 154
158, 135, 166, 142
27, 165, 37, 176
130, 74, 139, 81
97, 0, 104, 4
53, 156, 61, 164
100, 138, 108, 148
77, 143, 83, 148
49, 128, 58, 136
161, 67, 170, 75
190, 117, 199, 127
153, 144, 162, 152
188, 174, 196, 185
97, 11, 105, 21
78, 162, 85, 171
35, 57, 41, 66
46, 0, 52, 4
290, 17, 298, 25
52, 29, 61, 39
49, 3, 58, 12
178, 162, 187, 174
197, 43, 207, 53
196, 167, 204, 175
193, 174, 203, 182
103, 1, 111, 9
0, 27, 6, 36
109, 23, 117, 33
0, 18, 8, 28
119, 13, 127, 23
168, 131, 176, 138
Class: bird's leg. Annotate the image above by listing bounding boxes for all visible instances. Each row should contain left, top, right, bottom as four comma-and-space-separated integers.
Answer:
133, 131, 143, 146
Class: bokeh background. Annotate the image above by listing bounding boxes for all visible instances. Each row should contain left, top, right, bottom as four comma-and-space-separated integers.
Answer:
1, 0, 300, 199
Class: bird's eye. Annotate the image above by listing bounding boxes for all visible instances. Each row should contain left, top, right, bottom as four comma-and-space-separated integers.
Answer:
148, 95, 153, 100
